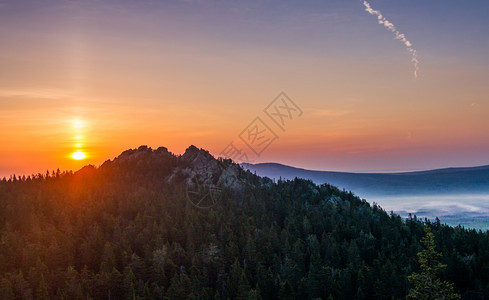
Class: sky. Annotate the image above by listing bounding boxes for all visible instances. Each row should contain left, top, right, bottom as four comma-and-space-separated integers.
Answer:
1, 0, 489, 177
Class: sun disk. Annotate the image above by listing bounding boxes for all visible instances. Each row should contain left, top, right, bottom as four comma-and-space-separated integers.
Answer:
71, 151, 87, 160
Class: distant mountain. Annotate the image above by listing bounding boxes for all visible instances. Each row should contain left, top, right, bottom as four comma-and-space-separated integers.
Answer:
241, 162, 489, 198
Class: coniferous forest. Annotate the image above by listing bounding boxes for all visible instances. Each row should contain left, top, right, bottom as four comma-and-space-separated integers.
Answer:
1, 146, 489, 299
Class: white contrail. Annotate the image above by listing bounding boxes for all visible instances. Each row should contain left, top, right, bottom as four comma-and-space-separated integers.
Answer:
362, 1, 419, 78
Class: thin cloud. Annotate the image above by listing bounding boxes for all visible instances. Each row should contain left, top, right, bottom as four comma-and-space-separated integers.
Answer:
362, 1, 419, 78
310, 108, 353, 117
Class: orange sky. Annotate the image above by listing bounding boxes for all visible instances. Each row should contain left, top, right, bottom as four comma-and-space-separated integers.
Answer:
1, 1, 489, 177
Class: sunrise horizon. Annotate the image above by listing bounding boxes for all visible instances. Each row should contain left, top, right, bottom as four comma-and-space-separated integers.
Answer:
2, 1, 488, 179
2, 142, 489, 179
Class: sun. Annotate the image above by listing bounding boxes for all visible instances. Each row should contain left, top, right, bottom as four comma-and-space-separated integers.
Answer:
71, 151, 87, 160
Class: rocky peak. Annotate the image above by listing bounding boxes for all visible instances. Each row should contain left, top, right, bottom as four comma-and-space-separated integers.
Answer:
168, 145, 245, 194
182, 145, 214, 163
99, 145, 174, 173
98, 144, 245, 194
113, 145, 171, 162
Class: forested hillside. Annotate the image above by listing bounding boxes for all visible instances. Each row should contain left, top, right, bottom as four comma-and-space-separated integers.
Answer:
1, 146, 489, 299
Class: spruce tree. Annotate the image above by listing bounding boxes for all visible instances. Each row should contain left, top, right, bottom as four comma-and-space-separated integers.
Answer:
407, 226, 459, 300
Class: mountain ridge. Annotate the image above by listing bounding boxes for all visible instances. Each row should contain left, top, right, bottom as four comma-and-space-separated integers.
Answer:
242, 162, 489, 176
241, 162, 489, 197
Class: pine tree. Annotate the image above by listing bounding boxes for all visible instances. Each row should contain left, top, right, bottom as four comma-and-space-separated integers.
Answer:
168, 272, 192, 299
123, 266, 137, 300
237, 270, 251, 299
278, 280, 294, 300
247, 286, 263, 300
0, 278, 15, 300
407, 226, 459, 300
37, 274, 50, 300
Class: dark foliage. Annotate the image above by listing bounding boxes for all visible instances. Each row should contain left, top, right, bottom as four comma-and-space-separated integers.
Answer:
0, 147, 488, 299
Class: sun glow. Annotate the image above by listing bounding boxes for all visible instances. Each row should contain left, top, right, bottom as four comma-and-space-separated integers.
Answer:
69, 118, 88, 161
72, 119, 84, 129
71, 151, 86, 160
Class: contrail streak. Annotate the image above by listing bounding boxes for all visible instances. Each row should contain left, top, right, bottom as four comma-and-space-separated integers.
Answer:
362, 1, 419, 78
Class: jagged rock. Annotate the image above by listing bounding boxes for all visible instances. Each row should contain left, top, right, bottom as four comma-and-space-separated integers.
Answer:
181, 145, 222, 180
101, 145, 173, 169
168, 145, 245, 194
97, 144, 245, 196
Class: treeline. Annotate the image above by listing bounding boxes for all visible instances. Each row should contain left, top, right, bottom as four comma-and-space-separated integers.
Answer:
0, 147, 489, 299
3, 169, 73, 183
